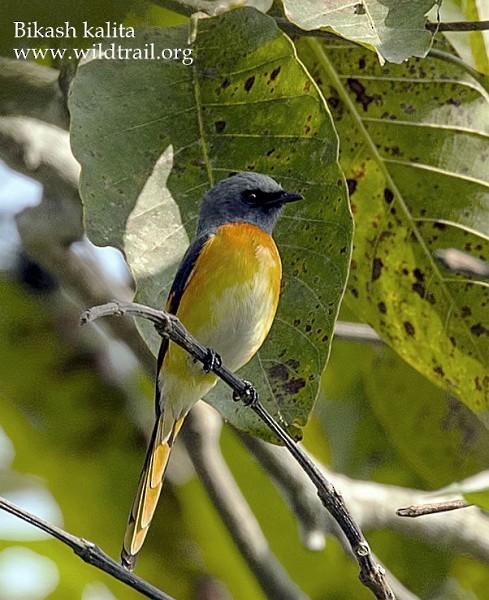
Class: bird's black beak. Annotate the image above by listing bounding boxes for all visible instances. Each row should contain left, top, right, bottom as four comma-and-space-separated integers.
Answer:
281, 191, 303, 204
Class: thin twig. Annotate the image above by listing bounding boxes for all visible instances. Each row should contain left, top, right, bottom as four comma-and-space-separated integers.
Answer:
81, 300, 395, 600
276, 18, 489, 40
239, 435, 423, 600
397, 499, 471, 518
426, 20, 489, 32
153, 0, 489, 34
0, 496, 174, 600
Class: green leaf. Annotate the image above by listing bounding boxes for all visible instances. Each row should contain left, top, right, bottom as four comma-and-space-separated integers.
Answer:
365, 348, 489, 488
321, 304, 489, 489
319, 339, 422, 485
467, 1, 489, 74
282, 0, 436, 64
297, 37, 489, 419
463, 488, 489, 510
69, 8, 352, 441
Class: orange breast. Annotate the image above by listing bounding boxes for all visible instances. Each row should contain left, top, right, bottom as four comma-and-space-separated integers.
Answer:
161, 222, 282, 406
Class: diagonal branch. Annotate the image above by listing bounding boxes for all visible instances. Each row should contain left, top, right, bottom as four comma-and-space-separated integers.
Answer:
239, 435, 489, 565
81, 300, 395, 600
0, 496, 174, 600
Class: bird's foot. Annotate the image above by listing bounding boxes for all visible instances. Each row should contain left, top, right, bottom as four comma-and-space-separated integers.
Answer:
233, 381, 259, 407
203, 348, 222, 374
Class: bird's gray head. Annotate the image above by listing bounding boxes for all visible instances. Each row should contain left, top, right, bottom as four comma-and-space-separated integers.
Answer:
196, 172, 303, 236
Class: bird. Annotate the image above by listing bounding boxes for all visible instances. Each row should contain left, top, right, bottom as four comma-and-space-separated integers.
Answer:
121, 171, 303, 570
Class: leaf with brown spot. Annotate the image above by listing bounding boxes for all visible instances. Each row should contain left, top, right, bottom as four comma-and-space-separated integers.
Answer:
70, 8, 352, 442
298, 35, 489, 418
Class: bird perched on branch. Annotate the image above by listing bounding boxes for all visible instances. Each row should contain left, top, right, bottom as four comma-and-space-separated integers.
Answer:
121, 171, 302, 569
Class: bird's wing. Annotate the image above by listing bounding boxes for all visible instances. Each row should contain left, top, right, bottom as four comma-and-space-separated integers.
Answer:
121, 232, 213, 570
154, 231, 214, 416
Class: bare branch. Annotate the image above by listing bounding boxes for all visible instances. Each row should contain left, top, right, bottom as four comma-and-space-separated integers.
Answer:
426, 20, 489, 32
81, 300, 395, 600
277, 17, 489, 39
239, 436, 489, 566
0, 495, 174, 600
397, 499, 471, 518
0, 58, 68, 128
0, 116, 80, 204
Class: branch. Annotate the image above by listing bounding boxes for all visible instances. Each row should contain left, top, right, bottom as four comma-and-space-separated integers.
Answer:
426, 20, 489, 32
275, 18, 489, 40
0, 58, 68, 128
0, 114, 154, 371
0, 496, 174, 600
81, 300, 395, 600
397, 499, 471, 518
182, 402, 307, 599
238, 436, 489, 566
0, 116, 80, 205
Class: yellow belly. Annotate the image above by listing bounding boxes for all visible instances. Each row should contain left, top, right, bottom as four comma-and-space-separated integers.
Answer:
159, 223, 281, 420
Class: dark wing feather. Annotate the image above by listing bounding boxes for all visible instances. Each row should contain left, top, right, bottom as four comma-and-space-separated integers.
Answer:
154, 232, 213, 415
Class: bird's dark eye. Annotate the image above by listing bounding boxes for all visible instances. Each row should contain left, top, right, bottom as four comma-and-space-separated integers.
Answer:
243, 190, 259, 204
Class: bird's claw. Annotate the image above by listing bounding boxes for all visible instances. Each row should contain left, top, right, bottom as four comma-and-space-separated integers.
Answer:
203, 348, 222, 374
233, 381, 258, 407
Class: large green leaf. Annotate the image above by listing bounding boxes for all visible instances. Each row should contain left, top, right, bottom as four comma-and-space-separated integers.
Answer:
282, 0, 436, 64
69, 8, 352, 441
297, 37, 489, 419
321, 307, 489, 489
366, 349, 489, 488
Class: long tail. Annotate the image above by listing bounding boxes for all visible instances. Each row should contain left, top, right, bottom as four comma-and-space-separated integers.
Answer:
121, 412, 184, 570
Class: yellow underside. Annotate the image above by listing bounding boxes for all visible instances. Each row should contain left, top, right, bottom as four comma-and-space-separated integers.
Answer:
160, 222, 282, 425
